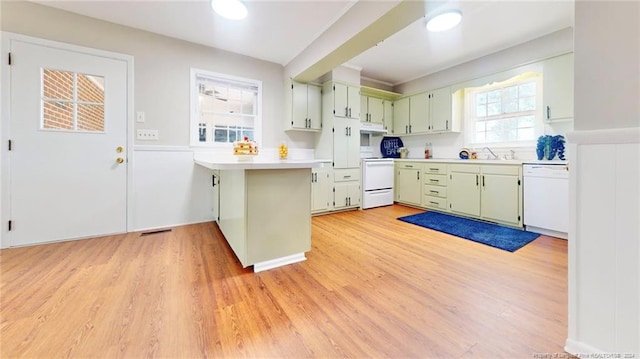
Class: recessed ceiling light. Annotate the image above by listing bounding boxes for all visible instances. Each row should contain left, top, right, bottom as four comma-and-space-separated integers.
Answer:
426, 10, 462, 32
211, 0, 248, 20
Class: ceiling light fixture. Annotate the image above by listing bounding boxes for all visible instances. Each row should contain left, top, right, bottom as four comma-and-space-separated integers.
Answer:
426, 10, 462, 32
211, 0, 247, 20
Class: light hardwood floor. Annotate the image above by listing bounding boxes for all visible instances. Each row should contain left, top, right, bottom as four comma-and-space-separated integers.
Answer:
0, 205, 568, 358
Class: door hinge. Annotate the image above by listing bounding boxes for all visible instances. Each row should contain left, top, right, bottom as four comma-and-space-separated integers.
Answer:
8, 139, 12, 151
8, 220, 12, 231
8, 52, 11, 65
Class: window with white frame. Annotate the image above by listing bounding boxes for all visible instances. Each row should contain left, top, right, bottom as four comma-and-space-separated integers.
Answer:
464, 72, 542, 147
190, 68, 261, 146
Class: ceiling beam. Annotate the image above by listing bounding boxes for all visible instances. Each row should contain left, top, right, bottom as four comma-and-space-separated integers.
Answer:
288, 0, 445, 83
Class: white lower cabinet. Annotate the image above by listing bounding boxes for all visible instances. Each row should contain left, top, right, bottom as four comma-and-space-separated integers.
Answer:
333, 168, 360, 209
480, 166, 522, 226
448, 163, 523, 228
395, 162, 423, 206
448, 165, 481, 217
311, 166, 331, 213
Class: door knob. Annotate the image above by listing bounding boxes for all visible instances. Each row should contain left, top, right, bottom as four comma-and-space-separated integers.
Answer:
116, 146, 124, 153
116, 157, 125, 164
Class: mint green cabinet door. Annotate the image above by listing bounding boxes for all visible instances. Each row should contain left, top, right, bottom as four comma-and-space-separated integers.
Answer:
396, 168, 422, 205
481, 173, 521, 226
430, 86, 452, 132
409, 92, 429, 133
448, 171, 480, 217
393, 97, 410, 134
368, 96, 384, 124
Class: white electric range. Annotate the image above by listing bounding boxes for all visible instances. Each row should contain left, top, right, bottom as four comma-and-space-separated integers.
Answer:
361, 158, 394, 209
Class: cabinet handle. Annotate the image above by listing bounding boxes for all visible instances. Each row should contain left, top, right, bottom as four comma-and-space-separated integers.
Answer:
429, 201, 439, 205
476, 174, 479, 186
546, 105, 551, 120
405, 165, 413, 168
429, 179, 439, 183
482, 175, 485, 187
348, 108, 352, 117
417, 172, 420, 180
446, 120, 449, 130
345, 127, 349, 136
409, 124, 412, 133
348, 127, 351, 136
429, 190, 439, 194
344, 175, 351, 179
405, 125, 408, 134
429, 168, 439, 171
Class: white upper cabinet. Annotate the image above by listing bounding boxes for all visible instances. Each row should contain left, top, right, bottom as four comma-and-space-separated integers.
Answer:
333, 82, 360, 119
543, 52, 574, 122
287, 80, 322, 131
361, 95, 384, 124
393, 86, 456, 135
392, 97, 410, 135
429, 86, 453, 132
409, 92, 430, 133
333, 117, 361, 168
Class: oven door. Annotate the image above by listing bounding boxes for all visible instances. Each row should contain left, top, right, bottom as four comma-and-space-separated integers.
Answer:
363, 160, 394, 191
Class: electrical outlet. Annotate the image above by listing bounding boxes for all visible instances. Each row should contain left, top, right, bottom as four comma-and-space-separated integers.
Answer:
137, 129, 159, 140
136, 111, 145, 123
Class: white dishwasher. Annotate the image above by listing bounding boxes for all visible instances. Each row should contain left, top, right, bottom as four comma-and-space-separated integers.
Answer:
523, 164, 569, 239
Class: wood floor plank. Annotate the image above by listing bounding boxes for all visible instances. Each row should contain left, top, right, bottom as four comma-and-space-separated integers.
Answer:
0, 205, 569, 358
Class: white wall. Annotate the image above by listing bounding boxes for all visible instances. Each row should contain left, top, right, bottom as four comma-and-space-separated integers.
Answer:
0, 1, 318, 233
566, 1, 640, 356
573, 1, 640, 131
0, 1, 291, 149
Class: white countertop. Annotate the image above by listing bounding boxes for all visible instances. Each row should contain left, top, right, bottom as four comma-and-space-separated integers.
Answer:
194, 153, 326, 170
394, 158, 567, 165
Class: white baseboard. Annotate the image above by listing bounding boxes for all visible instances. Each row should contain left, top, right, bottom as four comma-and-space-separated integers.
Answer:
564, 339, 608, 357
525, 225, 567, 240
253, 253, 307, 273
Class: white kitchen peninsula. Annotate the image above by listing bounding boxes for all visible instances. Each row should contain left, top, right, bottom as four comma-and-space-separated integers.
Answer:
194, 153, 323, 272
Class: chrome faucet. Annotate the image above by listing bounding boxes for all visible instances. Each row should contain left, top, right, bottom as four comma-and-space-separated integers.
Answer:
482, 147, 499, 160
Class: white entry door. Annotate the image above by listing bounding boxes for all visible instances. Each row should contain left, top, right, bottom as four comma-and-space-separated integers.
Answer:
7, 38, 129, 247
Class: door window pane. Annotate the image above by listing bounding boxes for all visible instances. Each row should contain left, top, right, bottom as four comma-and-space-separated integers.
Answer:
77, 104, 105, 131
43, 69, 73, 100
43, 101, 74, 130
77, 74, 105, 103
41, 69, 105, 133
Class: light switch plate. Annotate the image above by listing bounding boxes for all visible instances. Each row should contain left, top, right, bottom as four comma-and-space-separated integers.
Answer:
137, 129, 159, 140
136, 111, 145, 123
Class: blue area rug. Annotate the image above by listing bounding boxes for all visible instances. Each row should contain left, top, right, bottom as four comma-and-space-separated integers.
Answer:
398, 211, 540, 252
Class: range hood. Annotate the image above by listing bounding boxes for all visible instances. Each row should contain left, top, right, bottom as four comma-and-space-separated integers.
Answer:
360, 123, 388, 135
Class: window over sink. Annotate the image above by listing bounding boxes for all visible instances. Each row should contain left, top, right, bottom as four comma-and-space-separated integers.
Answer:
190, 68, 262, 147
464, 72, 542, 148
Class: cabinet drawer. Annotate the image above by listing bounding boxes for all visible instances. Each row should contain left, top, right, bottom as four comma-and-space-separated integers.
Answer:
450, 164, 481, 174
396, 162, 423, 170
424, 184, 447, 198
482, 165, 520, 176
334, 168, 360, 182
424, 163, 447, 174
423, 174, 447, 187
423, 196, 447, 210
